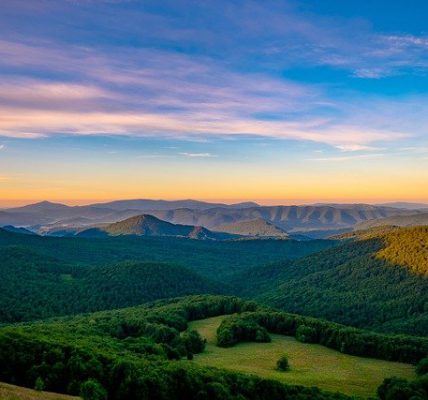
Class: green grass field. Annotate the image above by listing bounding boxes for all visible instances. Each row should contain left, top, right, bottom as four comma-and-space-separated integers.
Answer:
189, 316, 416, 398
0, 382, 79, 400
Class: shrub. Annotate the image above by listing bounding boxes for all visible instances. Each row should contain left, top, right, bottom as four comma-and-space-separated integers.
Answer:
34, 377, 45, 391
276, 355, 290, 371
80, 379, 107, 400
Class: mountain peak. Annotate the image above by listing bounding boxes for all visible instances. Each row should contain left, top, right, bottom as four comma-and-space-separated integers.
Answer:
78, 213, 235, 240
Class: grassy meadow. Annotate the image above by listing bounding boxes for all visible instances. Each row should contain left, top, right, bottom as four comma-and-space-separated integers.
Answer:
189, 316, 416, 397
0, 382, 80, 400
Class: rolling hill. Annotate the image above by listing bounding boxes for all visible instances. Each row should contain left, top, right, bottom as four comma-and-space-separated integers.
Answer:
213, 218, 289, 238
0, 246, 223, 323
241, 226, 428, 335
0, 295, 425, 400
0, 382, 80, 400
76, 214, 236, 239
0, 226, 335, 287
1, 225, 36, 235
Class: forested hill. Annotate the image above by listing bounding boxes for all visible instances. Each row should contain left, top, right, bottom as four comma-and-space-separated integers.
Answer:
0, 295, 426, 400
236, 226, 428, 336
0, 228, 335, 279
338, 226, 428, 275
0, 246, 222, 323
77, 214, 235, 240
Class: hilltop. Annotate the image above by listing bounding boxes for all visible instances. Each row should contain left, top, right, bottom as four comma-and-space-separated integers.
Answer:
77, 214, 236, 240
213, 218, 289, 238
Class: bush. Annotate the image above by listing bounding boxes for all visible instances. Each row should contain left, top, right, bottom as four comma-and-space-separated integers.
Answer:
276, 355, 290, 371
80, 379, 107, 400
34, 377, 45, 391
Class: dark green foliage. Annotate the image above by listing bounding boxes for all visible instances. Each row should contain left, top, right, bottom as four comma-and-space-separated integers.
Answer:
0, 227, 334, 279
0, 295, 352, 400
80, 379, 107, 400
215, 311, 428, 364
276, 355, 290, 371
217, 315, 271, 347
296, 325, 317, 343
248, 228, 428, 336
0, 247, 221, 322
34, 377, 44, 391
182, 330, 205, 354
377, 375, 428, 400
417, 358, 428, 376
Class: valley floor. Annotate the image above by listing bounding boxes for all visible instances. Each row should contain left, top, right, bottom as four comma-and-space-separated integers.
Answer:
189, 316, 416, 398
0, 382, 80, 400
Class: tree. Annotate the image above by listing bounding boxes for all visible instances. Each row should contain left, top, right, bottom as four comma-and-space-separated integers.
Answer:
34, 377, 45, 391
80, 379, 107, 400
276, 355, 290, 371
416, 357, 428, 376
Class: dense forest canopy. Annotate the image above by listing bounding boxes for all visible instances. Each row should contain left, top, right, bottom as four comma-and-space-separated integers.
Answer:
237, 226, 428, 336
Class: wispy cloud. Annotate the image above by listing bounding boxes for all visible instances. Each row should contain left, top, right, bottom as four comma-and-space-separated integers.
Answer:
0, 38, 418, 150
310, 153, 384, 162
0, 1, 427, 150
335, 144, 380, 152
179, 152, 216, 158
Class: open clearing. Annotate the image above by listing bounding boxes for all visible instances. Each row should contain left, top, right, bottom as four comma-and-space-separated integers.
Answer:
189, 315, 416, 397
0, 382, 79, 400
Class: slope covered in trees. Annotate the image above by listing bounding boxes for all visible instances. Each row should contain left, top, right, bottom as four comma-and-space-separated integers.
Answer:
244, 226, 428, 335
0, 246, 222, 323
0, 228, 335, 279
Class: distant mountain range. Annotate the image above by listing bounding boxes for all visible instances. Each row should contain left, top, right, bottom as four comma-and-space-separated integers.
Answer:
376, 202, 428, 210
0, 199, 425, 239
89, 199, 259, 211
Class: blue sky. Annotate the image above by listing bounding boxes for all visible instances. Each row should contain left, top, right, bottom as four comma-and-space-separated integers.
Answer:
0, 0, 428, 205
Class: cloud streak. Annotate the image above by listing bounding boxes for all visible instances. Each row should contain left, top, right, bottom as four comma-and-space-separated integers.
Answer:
0, 38, 419, 149
179, 152, 216, 158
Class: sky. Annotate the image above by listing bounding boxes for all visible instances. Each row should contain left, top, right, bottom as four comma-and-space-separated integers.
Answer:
1, 0, 428, 206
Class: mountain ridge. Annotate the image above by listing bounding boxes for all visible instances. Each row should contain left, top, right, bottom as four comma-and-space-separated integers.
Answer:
77, 214, 237, 240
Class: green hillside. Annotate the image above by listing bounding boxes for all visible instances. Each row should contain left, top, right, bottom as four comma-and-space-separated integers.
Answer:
0, 228, 335, 279
189, 315, 415, 397
0, 295, 426, 400
249, 226, 428, 335
0, 246, 221, 323
0, 382, 80, 400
